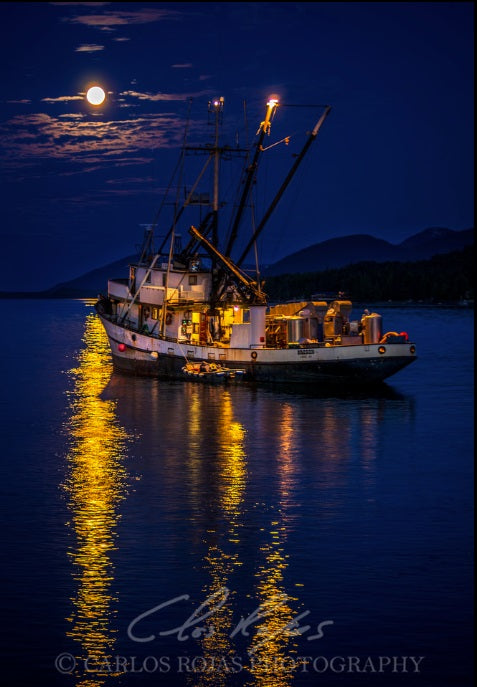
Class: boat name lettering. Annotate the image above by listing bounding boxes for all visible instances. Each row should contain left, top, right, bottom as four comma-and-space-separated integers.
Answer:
297, 349, 315, 355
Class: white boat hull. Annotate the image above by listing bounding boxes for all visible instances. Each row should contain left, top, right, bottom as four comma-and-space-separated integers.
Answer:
98, 314, 417, 384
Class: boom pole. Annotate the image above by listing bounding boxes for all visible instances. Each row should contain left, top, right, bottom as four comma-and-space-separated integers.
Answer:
189, 225, 266, 304
237, 105, 331, 268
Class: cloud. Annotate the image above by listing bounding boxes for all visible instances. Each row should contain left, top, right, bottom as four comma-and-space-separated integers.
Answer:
106, 175, 156, 185
75, 44, 105, 52
41, 95, 84, 103
62, 7, 181, 28
0, 112, 193, 171
120, 90, 208, 102
51, 2, 110, 5
171, 63, 193, 69
59, 158, 154, 177
6, 99, 32, 105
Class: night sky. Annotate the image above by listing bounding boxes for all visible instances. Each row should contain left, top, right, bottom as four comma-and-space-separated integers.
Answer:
0, 2, 473, 292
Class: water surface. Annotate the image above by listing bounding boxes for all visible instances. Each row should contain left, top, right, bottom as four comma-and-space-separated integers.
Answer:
0, 301, 473, 686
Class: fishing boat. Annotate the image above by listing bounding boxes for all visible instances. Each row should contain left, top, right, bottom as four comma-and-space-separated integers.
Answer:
95, 97, 417, 385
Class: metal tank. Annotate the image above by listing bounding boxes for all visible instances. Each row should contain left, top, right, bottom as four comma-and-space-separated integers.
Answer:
362, 312, 382, 344
287, 317, 305, 343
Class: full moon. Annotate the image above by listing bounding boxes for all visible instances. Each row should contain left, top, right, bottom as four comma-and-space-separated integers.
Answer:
86, 86, 106, 105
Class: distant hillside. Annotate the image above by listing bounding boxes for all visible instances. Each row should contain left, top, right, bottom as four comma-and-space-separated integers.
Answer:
43, 254, 137, 298
0, 253, 137, 299
264, 227, 474, 276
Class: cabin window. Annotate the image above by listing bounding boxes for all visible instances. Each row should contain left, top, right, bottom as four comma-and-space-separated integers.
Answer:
188, 275, 198, 286
145, 271, 151, 283
162, 273, 167, 286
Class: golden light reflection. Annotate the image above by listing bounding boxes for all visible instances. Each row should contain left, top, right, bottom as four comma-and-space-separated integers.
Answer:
63, 312, 129, 686
189, 390, 247, 687
185, 391, 301, 687
245, 402, 299, 687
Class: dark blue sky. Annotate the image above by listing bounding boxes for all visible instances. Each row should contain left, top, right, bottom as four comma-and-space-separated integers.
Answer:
0, 2, 473, 291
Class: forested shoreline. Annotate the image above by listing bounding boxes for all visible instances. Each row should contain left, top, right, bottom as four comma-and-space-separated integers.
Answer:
264, 247, 474, 304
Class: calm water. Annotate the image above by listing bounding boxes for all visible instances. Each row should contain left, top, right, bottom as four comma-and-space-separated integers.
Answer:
1, 300, 473, 686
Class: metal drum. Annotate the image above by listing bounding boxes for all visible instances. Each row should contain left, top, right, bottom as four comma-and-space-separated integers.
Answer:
362, 313, 382, 344
287, 317, 305, 343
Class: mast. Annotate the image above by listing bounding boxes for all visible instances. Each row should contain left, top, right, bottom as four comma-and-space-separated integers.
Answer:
208, 97, 224, 306
236, 105, 331, 268
211, 97, 223, 246
174, 98, 249, 269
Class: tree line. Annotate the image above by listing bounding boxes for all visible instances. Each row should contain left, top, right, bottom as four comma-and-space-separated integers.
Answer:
263, 246, 474, 303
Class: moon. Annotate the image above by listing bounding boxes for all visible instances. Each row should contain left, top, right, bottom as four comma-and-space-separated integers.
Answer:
86, 86, 106, 105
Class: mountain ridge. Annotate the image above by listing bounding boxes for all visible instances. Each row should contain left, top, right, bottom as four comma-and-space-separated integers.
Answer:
264, 227, 474, 276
